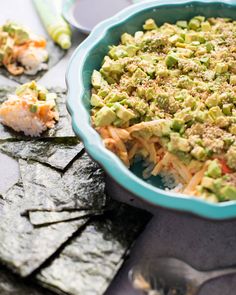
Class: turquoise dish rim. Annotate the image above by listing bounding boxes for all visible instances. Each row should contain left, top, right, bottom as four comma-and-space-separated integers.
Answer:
66, 0, 236, 220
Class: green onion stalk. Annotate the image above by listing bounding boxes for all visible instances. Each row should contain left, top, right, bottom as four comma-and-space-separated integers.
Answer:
33, 0, 72, 50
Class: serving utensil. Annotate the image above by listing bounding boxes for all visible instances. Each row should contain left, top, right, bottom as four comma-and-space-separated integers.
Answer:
130, 257, 236, 295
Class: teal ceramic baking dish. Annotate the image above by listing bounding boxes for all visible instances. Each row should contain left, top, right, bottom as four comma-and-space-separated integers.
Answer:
66, 0, 236, 220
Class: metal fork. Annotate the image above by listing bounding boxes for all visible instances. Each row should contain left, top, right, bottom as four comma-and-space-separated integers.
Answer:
129, 257, 236, 295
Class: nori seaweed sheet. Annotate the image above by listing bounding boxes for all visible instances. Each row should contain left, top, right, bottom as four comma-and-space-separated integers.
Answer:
19, 153, 107, 212
0, 87, 75, 140
0, 181, 89, 276
0, 266, 54, 295
37, 204, 151, 295
29, 209, 101, 226
0, 138, 83, 170
61, 153, 107, 210
0, 40, 65, 84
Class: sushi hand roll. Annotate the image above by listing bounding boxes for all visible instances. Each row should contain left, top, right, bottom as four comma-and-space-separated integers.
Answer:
0, 21, 48, 75
0, 81, 59, 136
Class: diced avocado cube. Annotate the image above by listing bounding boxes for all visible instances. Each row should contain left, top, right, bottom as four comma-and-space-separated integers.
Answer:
134, 31, 144, 41
37, 85, 48, 99
229, 124, 236, 135
168, 133, 191, 153
191, 146, 207, 161
201, 21, 211, 31
226, 145, 236, 170
110, 62, 124, 73
132, 68, 147, 83
38, 91, 47, 101
194, 16, 205, 22
101, 56, 112, 71
176, 42, 187, 48
156, 66, 169, 77
0, 50, 4, 65
178, 48, 194, 58
29, 104, 38, 113
230, 75, 236, 85
98, 88, 109, 98
200, 56, 210, 67
207, 106, 223, 122
220, 186, 236, 200
172, 118, 184, 132
27, 81, 37, 90
3, 22, 30, 45
177, 75, 194, 89
205, 42, 214, 53
126, 45, 139, 57
185, 33, 195, 43
3, 38, 13, 55
136, 86, 145, 98
189, 18, 200, 30
229, 61, 236, 74
143, 19, 157, 30
165, 54, 178, 68
175, 107, 193, 123
205, 94, 219, 108
140, 61, 156, 76
15, 81, 35, 96
0, 31, 8, 46
126, 63, 138, 73
112, 102, 135, 122
14, 28, 30, 45
205, 160, 222, 179
183, 96, 196, 110
215, 116, 230, 128
194, 110, 207, 123
169, 35, 184, 44
144, 87, 156, 101
113, 118, 124, 127
121, 33, 134, 45
104, 91, 128, 103
152, 120, 172, 137
215, 63, 228, 74
91, 70, 103, 88
109, 46, 127, 60
94, 106, 116, 127
192, 41, 200, 46
90, 94, 104, 107
222, 103, 233, 116
223, 135, 234, 148
140, 54, 157, 63
201, 177, 215, 190
175, 90, 188, 101
176, 20, 188, 28
197, 34, 206, 44
204, 70, 215, 81
3, 22, 17, 36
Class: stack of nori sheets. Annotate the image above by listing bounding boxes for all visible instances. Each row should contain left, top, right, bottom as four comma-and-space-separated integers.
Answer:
0, 87, 151, 295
